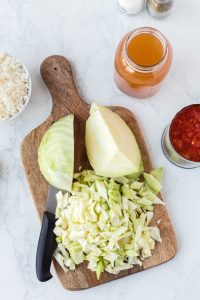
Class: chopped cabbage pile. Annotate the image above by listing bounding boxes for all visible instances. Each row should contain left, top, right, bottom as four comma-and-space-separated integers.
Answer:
53, 168, 164, 279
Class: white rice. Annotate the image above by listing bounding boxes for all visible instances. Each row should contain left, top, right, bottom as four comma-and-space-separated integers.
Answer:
0, 53, 30, 121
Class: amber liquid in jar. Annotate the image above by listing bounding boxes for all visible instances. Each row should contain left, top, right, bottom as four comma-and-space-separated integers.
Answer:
114, 27, 173, 98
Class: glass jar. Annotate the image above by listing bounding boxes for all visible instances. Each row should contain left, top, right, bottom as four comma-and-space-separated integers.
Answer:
162, 104, 200, 168
146, 0, 174, 19
118, 0, 144, 15
114, 27, 173, 98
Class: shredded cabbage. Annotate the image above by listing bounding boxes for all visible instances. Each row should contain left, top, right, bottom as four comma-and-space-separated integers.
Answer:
54, 168, 163, 279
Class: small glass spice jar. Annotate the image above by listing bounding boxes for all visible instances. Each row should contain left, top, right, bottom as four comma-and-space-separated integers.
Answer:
114, 27, 173, 98
118, 0, 144, 15
162, 104, 200, 168
146, 0, 174, 19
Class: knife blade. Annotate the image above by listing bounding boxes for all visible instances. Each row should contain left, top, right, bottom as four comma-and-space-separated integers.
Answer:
36, 185, 59, 282
46, 186, 59, 214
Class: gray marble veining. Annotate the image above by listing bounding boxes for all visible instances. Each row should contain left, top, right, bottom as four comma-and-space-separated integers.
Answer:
0, 0, 200, 299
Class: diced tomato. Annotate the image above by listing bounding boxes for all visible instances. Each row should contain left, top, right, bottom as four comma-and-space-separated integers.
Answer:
169, 104, 200, 162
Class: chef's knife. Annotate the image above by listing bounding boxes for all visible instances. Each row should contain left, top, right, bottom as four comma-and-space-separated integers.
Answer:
36, 185, 58, 282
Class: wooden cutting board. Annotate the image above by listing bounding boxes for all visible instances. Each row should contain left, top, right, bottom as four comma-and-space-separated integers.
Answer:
21, 55, 177, 290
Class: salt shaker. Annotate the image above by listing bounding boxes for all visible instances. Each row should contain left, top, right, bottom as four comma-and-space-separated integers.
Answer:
118, 0, 145, 15
146, 0, 174, 18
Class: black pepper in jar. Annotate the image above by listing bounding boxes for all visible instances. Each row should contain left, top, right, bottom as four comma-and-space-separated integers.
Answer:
146, 0, 174, 18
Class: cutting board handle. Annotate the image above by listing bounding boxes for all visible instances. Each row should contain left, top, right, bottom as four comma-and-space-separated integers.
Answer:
40, 55, 88, 119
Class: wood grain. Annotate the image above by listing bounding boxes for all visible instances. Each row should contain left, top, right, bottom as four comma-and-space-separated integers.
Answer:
21, 55, 177, 290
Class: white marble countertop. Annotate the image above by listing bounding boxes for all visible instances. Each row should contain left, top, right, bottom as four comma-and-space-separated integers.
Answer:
0, 0, 200, 299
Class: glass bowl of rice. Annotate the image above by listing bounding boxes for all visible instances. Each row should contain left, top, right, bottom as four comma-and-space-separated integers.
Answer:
0, 52, 32, 123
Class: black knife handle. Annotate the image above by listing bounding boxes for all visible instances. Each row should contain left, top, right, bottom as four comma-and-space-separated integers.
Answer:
36, 212, 57, 282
